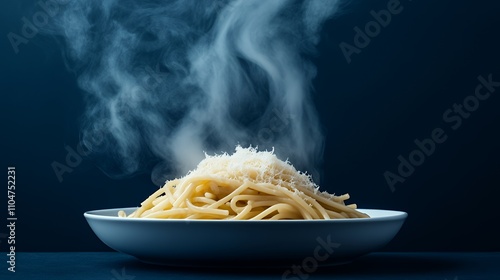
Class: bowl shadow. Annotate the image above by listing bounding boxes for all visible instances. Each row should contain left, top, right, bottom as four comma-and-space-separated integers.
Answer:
108, 252, 465, 279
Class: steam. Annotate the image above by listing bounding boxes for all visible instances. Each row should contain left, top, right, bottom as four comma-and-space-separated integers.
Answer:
48, 0, 342, 185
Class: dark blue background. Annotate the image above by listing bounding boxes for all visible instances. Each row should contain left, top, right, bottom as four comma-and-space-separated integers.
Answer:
1, 0, 499, 252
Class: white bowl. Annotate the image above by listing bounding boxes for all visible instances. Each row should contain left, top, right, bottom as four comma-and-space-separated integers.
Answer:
84, 208, 407, 266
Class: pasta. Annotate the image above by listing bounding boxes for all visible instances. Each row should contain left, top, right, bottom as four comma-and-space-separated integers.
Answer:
119, 146, 369, 220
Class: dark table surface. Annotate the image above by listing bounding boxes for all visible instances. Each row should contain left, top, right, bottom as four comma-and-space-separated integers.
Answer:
1, 252, 499, 280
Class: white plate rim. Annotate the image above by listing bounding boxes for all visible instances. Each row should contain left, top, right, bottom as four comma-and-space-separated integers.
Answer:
84, 207, 407, 223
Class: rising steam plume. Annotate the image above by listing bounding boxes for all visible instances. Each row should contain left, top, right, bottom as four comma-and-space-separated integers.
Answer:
48, 0, 342, 185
